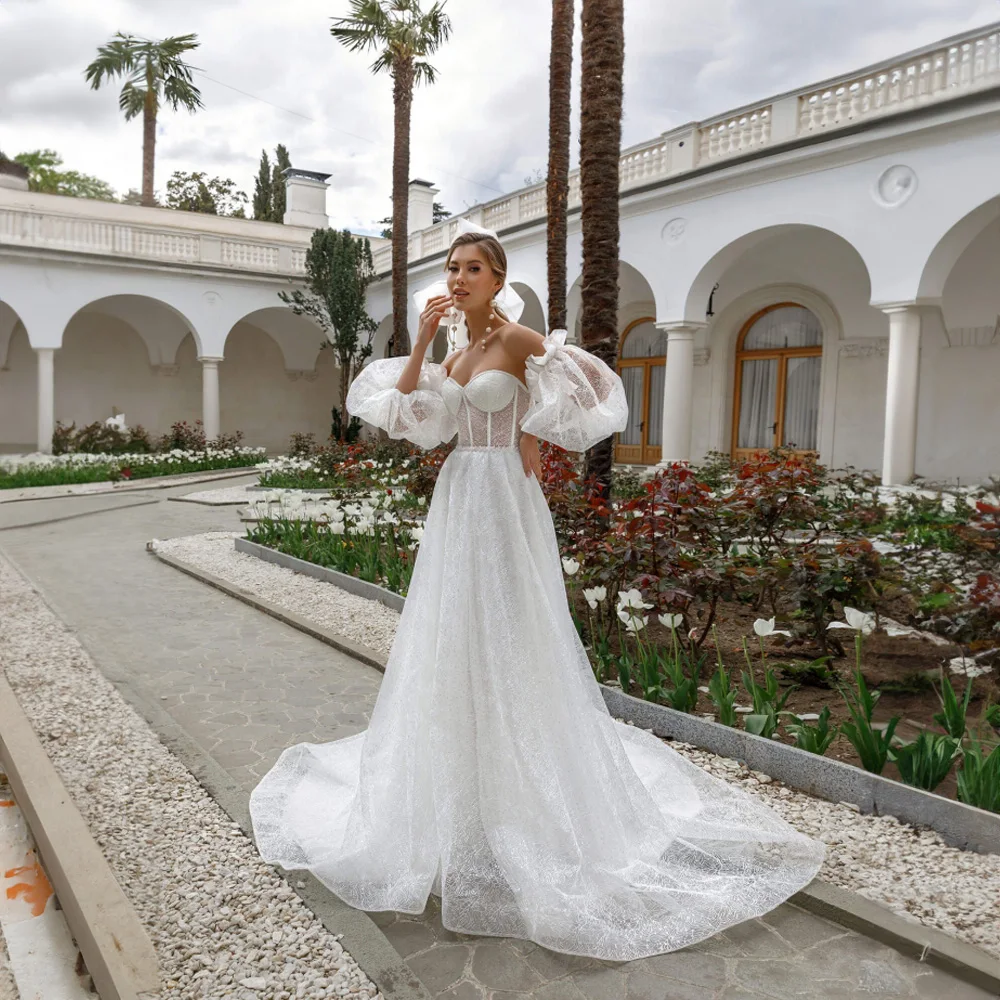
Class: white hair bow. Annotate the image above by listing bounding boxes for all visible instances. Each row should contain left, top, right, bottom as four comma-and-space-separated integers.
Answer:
412, 217, 525, 352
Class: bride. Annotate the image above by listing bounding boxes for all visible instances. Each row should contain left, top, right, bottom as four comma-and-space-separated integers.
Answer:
249, 222, 825, 961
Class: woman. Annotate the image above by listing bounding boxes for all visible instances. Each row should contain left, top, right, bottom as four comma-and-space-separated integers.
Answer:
249, 224, 825, 961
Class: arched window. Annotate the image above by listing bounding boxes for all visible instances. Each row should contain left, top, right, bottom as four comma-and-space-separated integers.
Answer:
615, 318, 666, 465
732, 304, 823, 459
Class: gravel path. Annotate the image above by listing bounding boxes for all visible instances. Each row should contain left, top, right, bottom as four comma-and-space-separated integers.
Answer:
0, 553, 382, 1000
171, 486, 259, 505
155, 531, 1000, 962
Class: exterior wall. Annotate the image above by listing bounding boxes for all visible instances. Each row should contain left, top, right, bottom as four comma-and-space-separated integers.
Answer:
55, 315, 202, 437
220, 324, 339, 453
921, 219, 1000, 482
0, 325, 36, 451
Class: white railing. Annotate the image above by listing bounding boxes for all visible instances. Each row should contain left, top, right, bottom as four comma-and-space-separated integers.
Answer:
0, 201, 309, 277
373, 20, 1000, 273
799, 30, 1000, 131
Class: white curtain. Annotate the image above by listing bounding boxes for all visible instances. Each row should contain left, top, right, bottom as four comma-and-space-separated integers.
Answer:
620, 368, 644, 445
738, 358, 777, 449
782, 356, 821, 450
744, 307, 822, 351
646, 365, 665, 448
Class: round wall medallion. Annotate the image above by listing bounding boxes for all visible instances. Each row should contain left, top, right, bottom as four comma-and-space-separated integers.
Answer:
873, 165, 917, 208
203, 290, 222, 306
662, 217, 687, 242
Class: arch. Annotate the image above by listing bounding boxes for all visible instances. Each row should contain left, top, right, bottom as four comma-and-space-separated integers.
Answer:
0, 300, 23, 370
65, 294, 201, 361
0, 305, 34, 451
703, 284, 844, 464
509, 280, 546, 335
566, 260, 658, 344
917, 196, 1000, 301
371, 315, 394, 361
224, 306, 326, 371
679, 223, 873, 325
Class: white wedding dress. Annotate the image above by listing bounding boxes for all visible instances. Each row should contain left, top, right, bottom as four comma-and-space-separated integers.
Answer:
249, 330, 825, 961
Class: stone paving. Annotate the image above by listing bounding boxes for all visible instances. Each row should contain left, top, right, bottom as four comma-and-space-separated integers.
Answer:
0, 482, 993, 1000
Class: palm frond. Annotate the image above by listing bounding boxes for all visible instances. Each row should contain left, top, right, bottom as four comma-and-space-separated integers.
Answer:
118, 81, 147, 120
162, 73, 204, 112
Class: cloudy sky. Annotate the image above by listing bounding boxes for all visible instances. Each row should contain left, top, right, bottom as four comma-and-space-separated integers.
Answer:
1, 0, 997, 234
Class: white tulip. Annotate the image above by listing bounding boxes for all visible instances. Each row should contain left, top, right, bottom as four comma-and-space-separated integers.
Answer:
753, 617, 792, 638
827, 607, 876, 635
658, 613, 684, 630
582, 586, 607, 610
562, 557, 581, 576
617, 588, 654, 612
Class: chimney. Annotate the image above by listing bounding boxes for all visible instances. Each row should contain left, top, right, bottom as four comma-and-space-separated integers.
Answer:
407, 178, 439, 233
283, 168, 331, 228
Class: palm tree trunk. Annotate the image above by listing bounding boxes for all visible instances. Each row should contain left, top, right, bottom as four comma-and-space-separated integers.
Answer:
142, 82, 156, 207
546, 0, 574, 333
390, 58, 415, 359
579, 0, 624, 496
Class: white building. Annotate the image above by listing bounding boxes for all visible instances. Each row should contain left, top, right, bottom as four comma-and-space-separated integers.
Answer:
3, 22, 1000, 483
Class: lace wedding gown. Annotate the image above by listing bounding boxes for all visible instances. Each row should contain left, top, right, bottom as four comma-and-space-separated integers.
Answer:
249, 330, 825, 961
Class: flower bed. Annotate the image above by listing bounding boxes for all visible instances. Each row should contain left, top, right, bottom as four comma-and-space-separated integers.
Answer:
243, 492, 426, 597
247, 438, 1000, 813
0, 447, 265, 490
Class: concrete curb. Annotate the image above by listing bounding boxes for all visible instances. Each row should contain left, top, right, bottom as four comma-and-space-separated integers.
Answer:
234, 537, 406, 612
601, 686, 1000, 855
0, 675, 160, 1000
0, 466, 260, 505
792, 880, 1000, 994
152, 543, 1000, 994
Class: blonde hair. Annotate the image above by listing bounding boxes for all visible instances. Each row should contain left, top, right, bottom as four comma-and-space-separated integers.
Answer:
444, 232, 509, 322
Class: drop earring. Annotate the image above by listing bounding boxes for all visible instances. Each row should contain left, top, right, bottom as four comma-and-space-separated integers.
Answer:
482, 296, 498, 351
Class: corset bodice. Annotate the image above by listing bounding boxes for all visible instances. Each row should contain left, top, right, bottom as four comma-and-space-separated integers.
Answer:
441, 370, 531, 449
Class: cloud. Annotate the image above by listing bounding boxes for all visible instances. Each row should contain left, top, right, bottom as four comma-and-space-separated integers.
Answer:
1, 0, 996, 230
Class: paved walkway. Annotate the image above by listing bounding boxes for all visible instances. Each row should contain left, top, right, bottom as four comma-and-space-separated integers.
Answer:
0, 483, 991, 1000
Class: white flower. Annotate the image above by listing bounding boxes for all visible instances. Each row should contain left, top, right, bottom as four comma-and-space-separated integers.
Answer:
619, 612, 648, 634
562, 557, 581, 576
753, 617, 792, 638
827, 607, 876, 635
583, 586, 607, 609
418, 497, 427, 506
617, 588, 654, 612
330, 522, 345, 535
658, 613, 683, 630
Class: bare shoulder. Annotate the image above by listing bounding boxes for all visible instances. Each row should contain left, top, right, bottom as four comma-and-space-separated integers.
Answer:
500, 323, 546, 362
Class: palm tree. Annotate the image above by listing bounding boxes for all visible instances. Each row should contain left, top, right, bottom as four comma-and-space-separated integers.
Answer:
579, 0, 625, 496
85, 33, 204, 208
546, 0, 574, 333
331, 1, 452, 358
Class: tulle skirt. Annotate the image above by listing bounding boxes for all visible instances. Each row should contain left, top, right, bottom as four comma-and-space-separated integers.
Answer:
248, 446, 825, 961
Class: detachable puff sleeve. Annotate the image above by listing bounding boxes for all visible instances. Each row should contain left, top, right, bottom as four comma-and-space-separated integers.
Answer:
520, 330, 630, 452
346, 357, 458, 450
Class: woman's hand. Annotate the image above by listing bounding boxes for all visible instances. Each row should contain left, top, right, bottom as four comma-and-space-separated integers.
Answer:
417, 294, 454, 348
520, 433, 542, 481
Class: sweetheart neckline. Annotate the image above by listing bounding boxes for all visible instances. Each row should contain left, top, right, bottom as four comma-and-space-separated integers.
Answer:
444, 369, 527, 392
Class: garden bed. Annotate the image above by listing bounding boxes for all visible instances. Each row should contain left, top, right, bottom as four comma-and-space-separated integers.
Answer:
244, 437, 1000, 816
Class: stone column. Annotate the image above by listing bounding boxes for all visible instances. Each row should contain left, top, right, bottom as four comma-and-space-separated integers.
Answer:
881, 306, 922, 485
200, 357, 222, 442
35, 348, 55, 454
656, 324, 700, 466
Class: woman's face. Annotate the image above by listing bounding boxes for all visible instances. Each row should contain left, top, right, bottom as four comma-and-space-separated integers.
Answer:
446, 243, 503, 313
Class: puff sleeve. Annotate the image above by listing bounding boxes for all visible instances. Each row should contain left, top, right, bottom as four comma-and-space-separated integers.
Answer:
520, 331, 629, 452
346, 357, 459, 450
